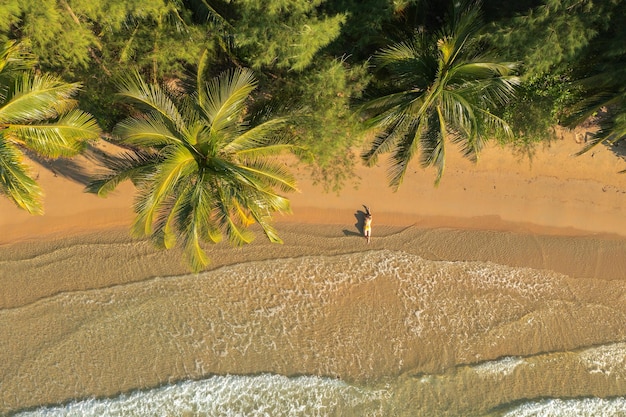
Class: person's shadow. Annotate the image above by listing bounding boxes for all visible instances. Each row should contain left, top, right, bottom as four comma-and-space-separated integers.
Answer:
342, 206, 367, 237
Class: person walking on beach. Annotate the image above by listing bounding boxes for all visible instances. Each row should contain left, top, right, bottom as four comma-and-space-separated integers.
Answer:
363, 205, 372, 243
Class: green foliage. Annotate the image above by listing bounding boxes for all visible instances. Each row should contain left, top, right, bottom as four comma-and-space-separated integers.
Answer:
229, 0, 347, 71
17, 0, 95, 71
0, 41, 101, 214
319, 0, 402, 59
0, 0, 214, 80
1, 0, 624, 211
264, 56, 370, 191
0, 0, 21, 35
485, 0, 618, 76
89, 57, 297, 272
359, 1, 520, 188
95, 0, 211, 80
496, 72, 576, 146
559, 6, 626, 153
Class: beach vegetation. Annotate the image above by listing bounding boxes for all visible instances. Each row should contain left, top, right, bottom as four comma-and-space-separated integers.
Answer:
0, 41, 100, 214
358, 1, 520, 188
559, 8, 626, 154
483, 0, 626, 154
0, 0, 623, 217
88, 51, 297, 272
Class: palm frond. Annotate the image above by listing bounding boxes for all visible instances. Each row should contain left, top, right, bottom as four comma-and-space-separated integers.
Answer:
0, 41, 36, 85
449, 61, 518, 84
248, 207, 284, 244
114, 112, 186, 148
385, 117, 423, 188
0, 137, 43, 214
456, 75, 520, 107
132, 145, 197, 236
196, 49, 210, 109
7, 126, 85, 157
202, 68, 257, 139
56, 109, 102, 138
86, 151, 157, 196
117, 70, 187, 134
475, 108, 513, 138
439, 90, 474, 135
448, 0, 483, 47
359, 91, 420, 119
182, 220, 211, 273
151, 194, 179, 249
236, 159, 298, 193
572, 134, 606, 156
361, 125, 400, 167
7, 109, 101, 158
233, 199, 255, 227
212, 185, 256, 247
419, 111, 446, 186
176, 188, 220, 265
235, 143, 295, 158
375, 40, 421, 67
176, 179, 223, 245
563, 92, 621, 128
574, 113, 626, 156
250, 188, 292, 214
223, 117, 288, 153
0, 73, 81, 124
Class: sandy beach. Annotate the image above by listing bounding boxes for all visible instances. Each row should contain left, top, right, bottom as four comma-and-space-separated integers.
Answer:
1, 128, 626, 415
1, 127, 626, 290
2, 127, 626, 244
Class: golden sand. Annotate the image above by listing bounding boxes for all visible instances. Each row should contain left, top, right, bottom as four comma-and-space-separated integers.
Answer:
1, 128, 625, 414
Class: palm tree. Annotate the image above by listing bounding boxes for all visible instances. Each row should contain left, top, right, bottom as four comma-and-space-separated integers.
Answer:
359, 1, 519, 188
563, 63, 625, 156
0, 41, 101, 214
88, 52, 297, 272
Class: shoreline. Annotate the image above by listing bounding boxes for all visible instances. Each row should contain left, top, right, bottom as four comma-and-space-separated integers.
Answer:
1, 130, 625, 301
2, 218, 626, 312
2, 220, 626, 415
2, 131, 626, 415
1, 128, 625, 290
2, 126, 626, 247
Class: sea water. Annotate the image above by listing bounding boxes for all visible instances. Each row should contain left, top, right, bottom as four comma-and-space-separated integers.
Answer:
3, 250, 626, 416
10, 375, 626, 417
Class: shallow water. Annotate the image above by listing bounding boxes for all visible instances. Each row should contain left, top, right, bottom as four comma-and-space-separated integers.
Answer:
2, 249, 626, 416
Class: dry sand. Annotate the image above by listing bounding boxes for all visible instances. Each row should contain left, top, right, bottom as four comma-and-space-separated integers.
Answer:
2, 128, 626, 244
0, 128, 624, 244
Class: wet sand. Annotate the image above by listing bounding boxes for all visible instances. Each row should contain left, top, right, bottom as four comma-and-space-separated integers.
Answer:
1, 231, 626, 415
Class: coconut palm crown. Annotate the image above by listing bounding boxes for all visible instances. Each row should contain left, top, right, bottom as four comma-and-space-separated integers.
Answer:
0, 41, 101, 214
564, 61, 626, 157
88, 53, 298, 272
360, 1, 520, 188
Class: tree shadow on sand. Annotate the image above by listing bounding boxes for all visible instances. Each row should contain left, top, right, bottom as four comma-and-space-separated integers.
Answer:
342, 207, 367, 237
25, 142, 129, 186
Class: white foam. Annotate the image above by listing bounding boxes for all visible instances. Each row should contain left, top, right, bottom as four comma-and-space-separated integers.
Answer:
501, 397, 626, 417
472, 356, 525, 378
579, 342, 626, 377
13, 375, 388, 417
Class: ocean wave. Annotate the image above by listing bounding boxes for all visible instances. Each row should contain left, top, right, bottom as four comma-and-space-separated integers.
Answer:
3, 251, 626, 416
498, 397, 626, 417
12, 374, 388, 417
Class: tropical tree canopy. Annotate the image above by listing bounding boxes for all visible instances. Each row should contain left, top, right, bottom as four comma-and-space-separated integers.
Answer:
359, 2, 520, 188
88, 53, 298, 272
0, 41, 101, 214
560, 6, 626, 155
